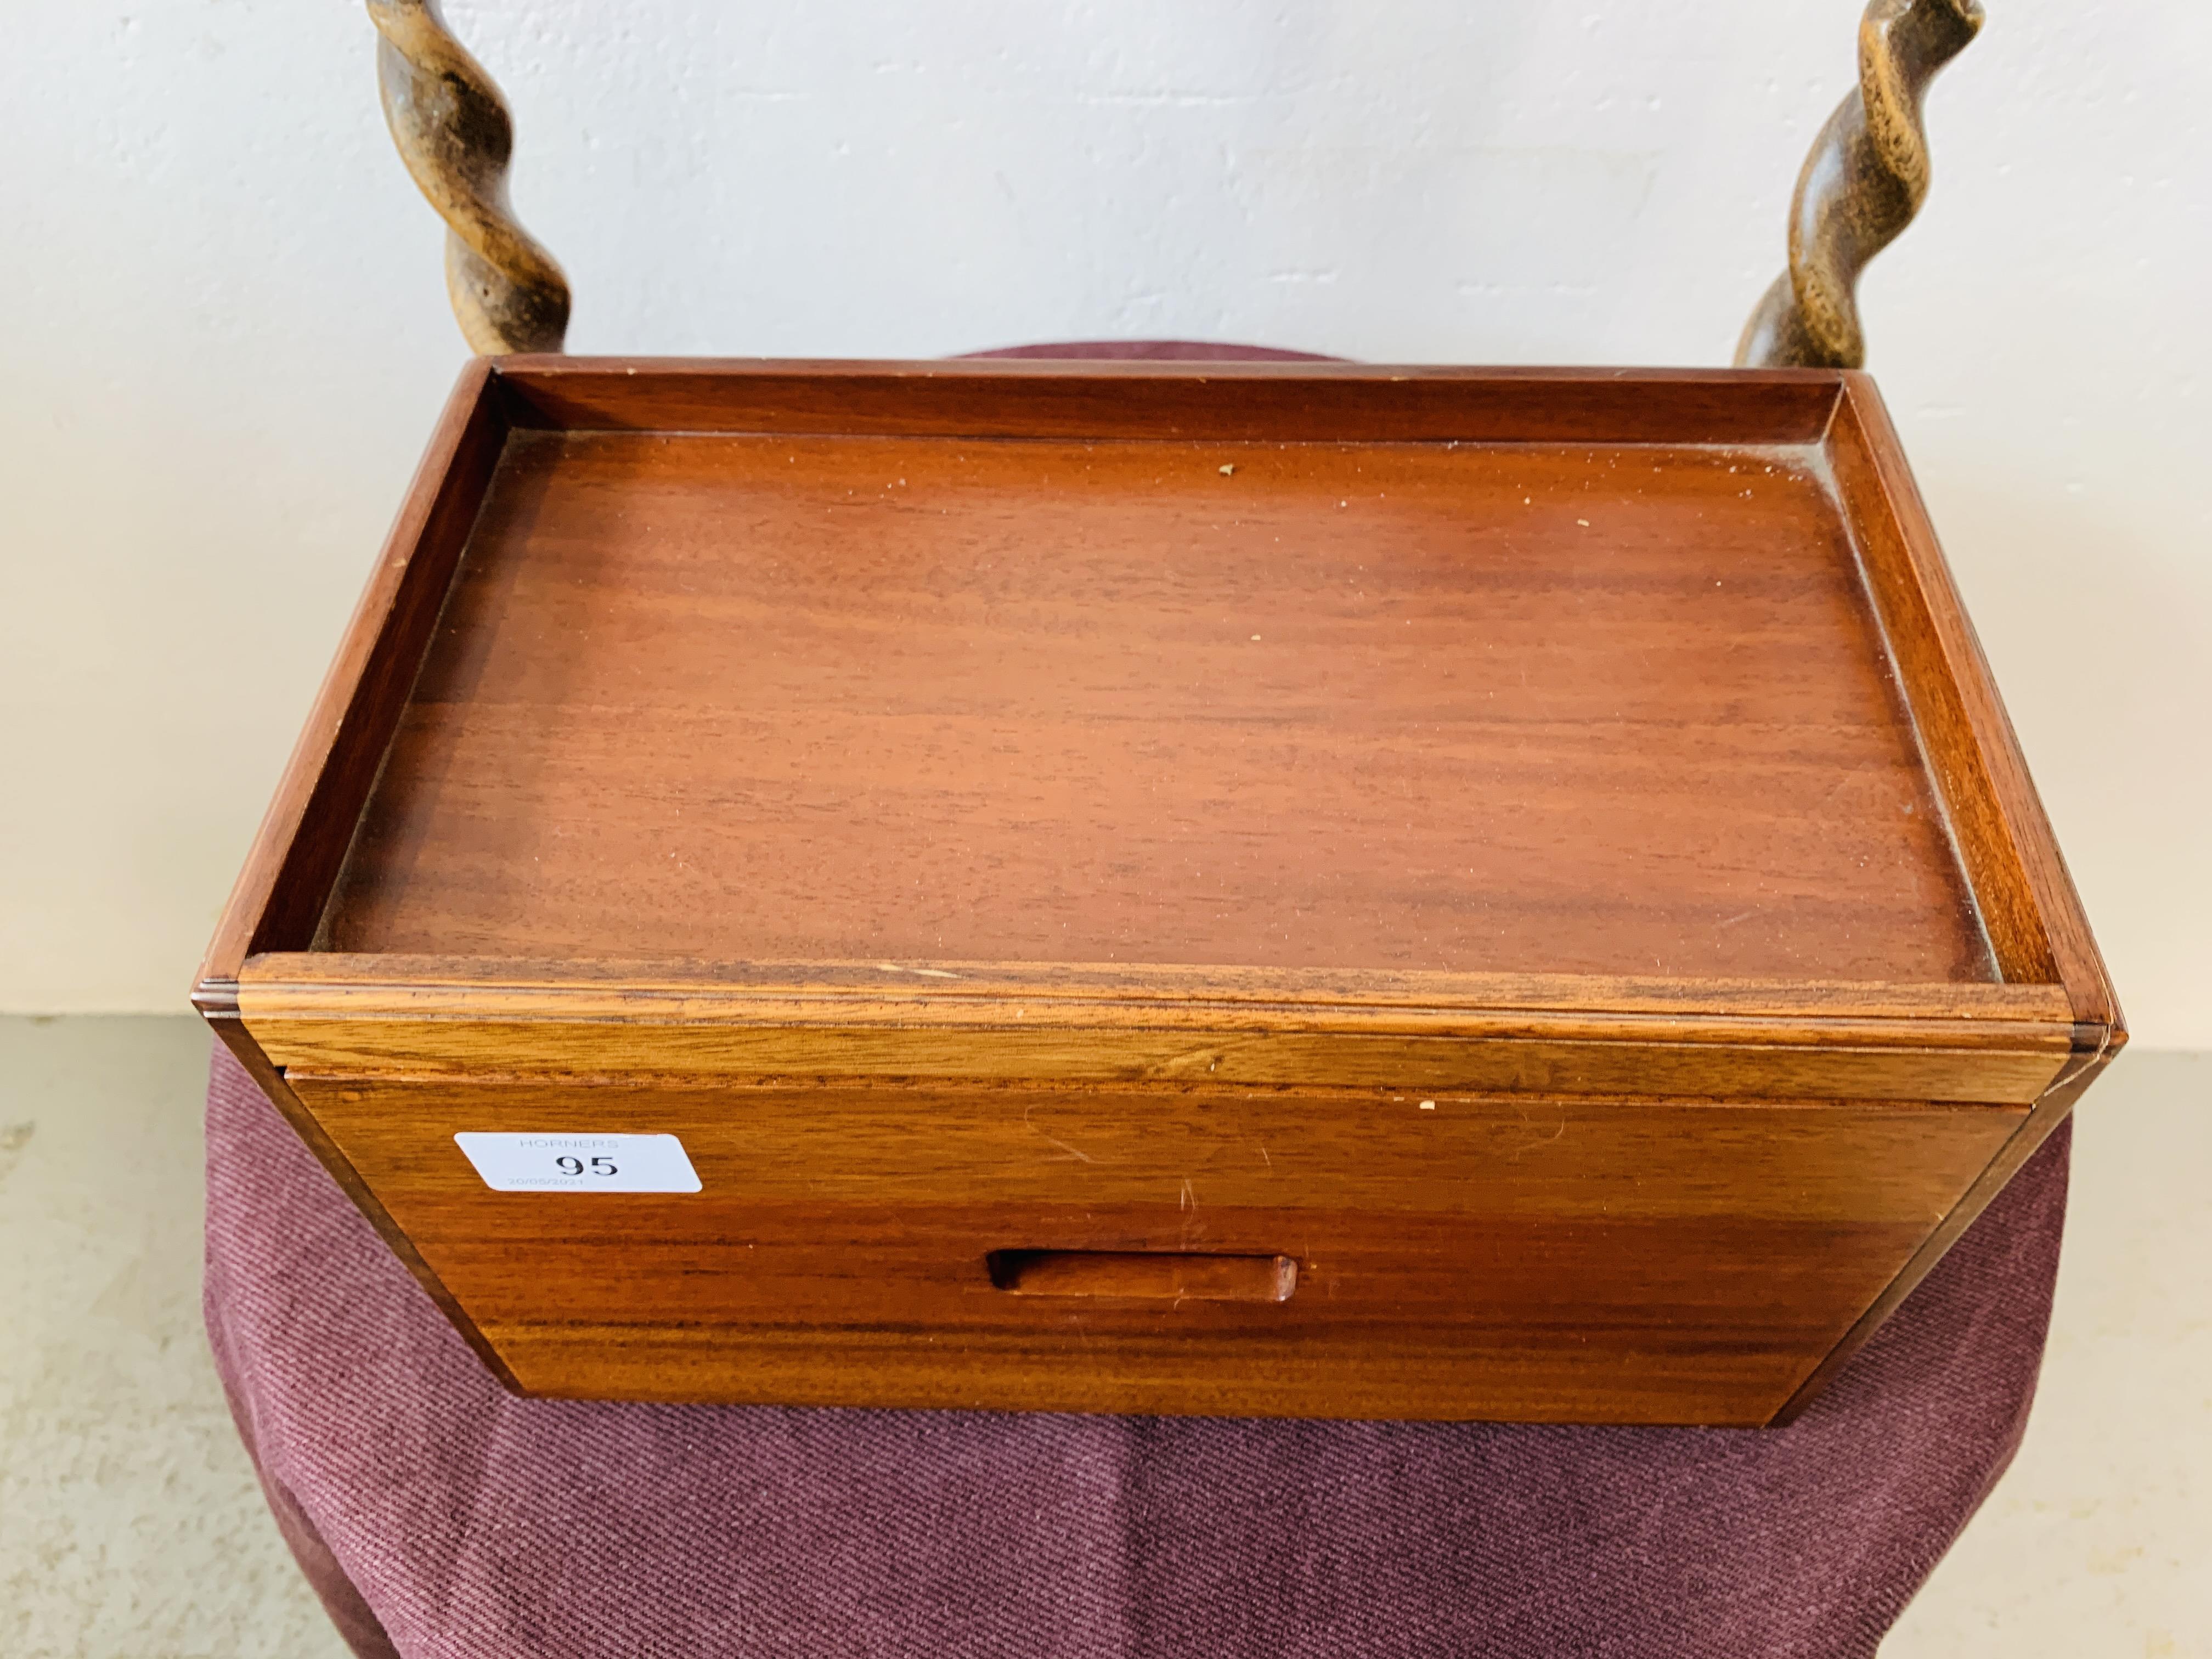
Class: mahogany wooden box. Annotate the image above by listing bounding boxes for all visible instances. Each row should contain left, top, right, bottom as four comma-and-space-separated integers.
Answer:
196, 358, 2120, 1426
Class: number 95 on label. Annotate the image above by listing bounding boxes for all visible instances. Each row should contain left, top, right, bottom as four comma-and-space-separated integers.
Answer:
453, 1132, 702, 1193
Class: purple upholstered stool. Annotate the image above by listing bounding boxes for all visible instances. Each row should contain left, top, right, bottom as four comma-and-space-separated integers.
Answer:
207, 344, 2070, 1659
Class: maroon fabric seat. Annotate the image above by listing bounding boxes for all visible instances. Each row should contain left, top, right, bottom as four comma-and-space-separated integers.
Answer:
207, 344, 2069, 1659
205, 1045, 2068, 1659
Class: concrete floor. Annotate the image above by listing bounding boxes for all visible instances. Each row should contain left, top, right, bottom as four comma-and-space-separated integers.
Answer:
1, 1018, 348, 1659
1, 1017, 2203, 1657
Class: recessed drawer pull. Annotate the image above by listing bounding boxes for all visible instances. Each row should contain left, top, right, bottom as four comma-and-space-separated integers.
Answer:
987, 1250, 1297, 1304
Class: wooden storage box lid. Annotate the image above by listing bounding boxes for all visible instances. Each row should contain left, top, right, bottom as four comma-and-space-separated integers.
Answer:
202, 360, 2114, 1105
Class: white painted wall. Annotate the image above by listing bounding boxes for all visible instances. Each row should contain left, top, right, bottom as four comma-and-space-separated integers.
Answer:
4, 1, 2205, 1040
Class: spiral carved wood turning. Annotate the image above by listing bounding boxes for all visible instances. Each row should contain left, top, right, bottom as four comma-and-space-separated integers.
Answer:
369, 0, 569, 354
1736, 0, 1982, 369
369, 1, 1973, 366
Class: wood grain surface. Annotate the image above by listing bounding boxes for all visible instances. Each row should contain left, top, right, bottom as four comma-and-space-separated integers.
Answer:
236, 955, 2072, 1104
488, 358, 1848, 443
197, 362, 2122, 1424
200, 360, 506, 983
320, 426, 1992, 982
287, 1070, 2022, 1421
1765, 375, 2129, 1413
191, 985, 524, 1391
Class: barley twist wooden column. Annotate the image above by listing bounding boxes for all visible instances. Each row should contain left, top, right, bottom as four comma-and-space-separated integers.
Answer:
1736, 0, 1983, 369
369, 0, 570, 354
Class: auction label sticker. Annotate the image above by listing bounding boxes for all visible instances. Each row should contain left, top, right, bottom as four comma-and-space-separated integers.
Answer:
454, 1132, 702, 1194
